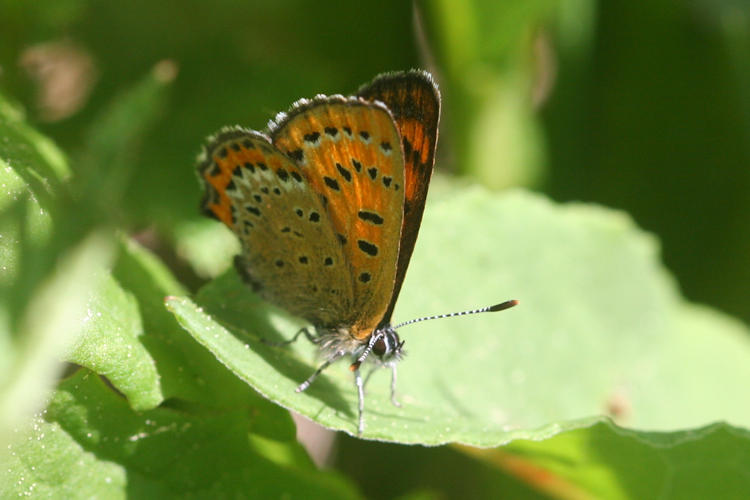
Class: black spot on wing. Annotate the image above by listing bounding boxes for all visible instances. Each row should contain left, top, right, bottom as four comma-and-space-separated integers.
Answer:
288, 149, 304, 163
323, 176, 340, 191
357, 240, 378, 257
358, 210, 384, 225
336, 163, 352, 182
303, 132, 321, 144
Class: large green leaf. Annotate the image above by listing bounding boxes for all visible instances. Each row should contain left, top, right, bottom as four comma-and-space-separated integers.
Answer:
0, 370, 360, 499
59, 231, 281, 414
167, 187, 750, 444
0, 91, 113, 442
464, 420, 750, 500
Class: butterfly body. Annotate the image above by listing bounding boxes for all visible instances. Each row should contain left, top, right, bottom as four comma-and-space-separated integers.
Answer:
197, 71, 440, 434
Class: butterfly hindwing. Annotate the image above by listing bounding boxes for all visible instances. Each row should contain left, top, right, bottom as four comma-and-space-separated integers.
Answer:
270, 98, 405, 338
197, 127, 353, 327
358, 70, 441, 324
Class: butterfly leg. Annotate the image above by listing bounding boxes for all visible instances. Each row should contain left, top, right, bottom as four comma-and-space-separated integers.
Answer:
389, 362, 401, 408
261, 327, 318, 347
295, 350, 345, 393
354, 367, 365, 435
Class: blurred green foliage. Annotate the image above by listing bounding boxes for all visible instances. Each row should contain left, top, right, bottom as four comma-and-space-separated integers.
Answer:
2, 0, 750, 498
2, 0, 747, 322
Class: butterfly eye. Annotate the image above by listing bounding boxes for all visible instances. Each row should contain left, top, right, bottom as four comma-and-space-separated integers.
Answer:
372, 336, 388, 357
372, 330, 402, 358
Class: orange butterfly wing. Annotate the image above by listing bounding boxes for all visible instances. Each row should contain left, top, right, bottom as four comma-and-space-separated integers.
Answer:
357, 70, 441, 324
197, 128, 354, 327
270, 98, 405, 338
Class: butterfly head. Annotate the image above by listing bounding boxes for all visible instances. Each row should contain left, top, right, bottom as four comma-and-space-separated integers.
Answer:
371, 324, 405, 362
349, 324, 405, 372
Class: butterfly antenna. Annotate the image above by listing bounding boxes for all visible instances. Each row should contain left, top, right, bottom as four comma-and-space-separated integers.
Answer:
392, 299, 519, 330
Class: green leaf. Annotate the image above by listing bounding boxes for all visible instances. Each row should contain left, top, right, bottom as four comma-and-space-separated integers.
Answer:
64, 272, 162, 410
421, 1, 556, 187
0, 230, 113, 444
467, 419, 750, 500
0, 90, 114, 442
112, 236, 263, 411
167, 187, 750, 444
0, 370, 361, 499
74, 63, 175, 221
0, 93, 70, 191
0, 91, 66, 304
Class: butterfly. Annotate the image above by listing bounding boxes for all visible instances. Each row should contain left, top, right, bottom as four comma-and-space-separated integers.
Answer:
196, 70, 517, 434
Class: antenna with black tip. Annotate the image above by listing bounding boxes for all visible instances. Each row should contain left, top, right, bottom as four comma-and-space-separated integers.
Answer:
392, 299, 519, 330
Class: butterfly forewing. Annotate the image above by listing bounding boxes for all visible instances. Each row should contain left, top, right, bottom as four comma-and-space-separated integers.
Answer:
197, 128, 353, 327
358, 71, 441, 324
270, 98, 405, 337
